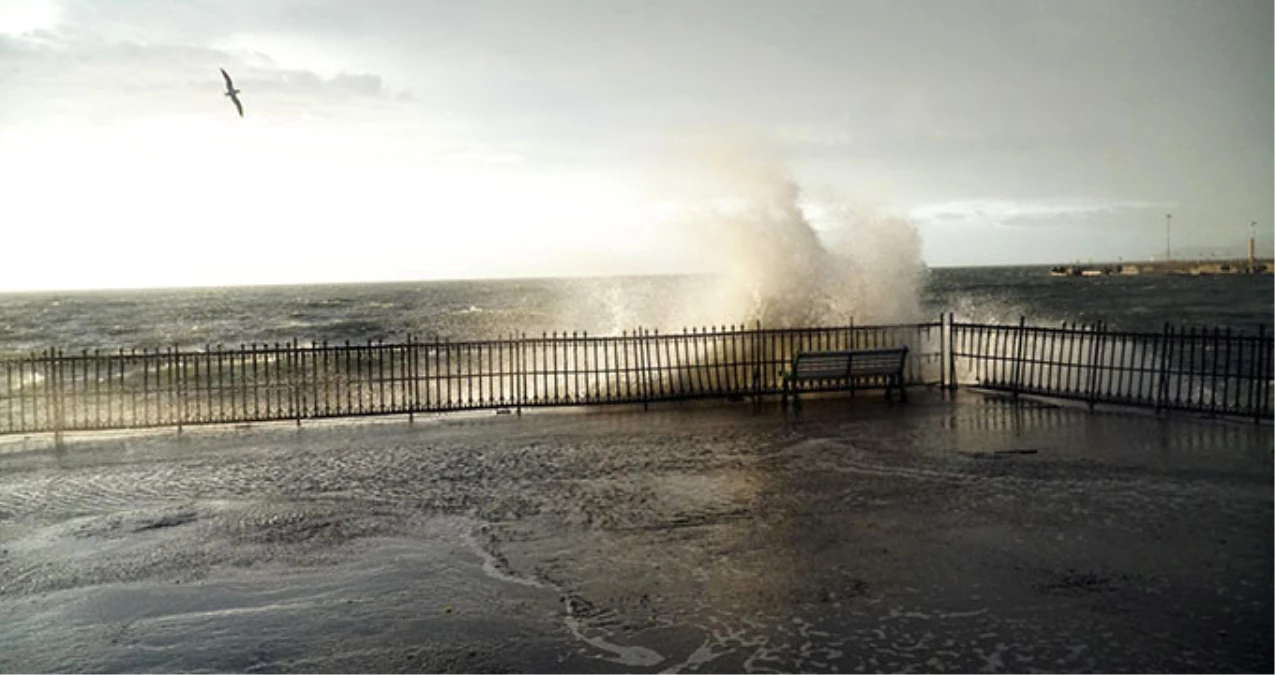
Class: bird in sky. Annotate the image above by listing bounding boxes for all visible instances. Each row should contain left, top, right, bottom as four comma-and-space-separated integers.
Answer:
220, 68, 243, 118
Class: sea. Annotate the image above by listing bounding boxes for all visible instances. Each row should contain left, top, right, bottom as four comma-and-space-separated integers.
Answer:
0, 267, 1271, 357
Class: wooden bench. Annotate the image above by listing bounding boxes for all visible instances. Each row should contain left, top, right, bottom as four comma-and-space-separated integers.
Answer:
780, 347, 909, 407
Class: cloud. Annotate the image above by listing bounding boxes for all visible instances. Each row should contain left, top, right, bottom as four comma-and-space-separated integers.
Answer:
442, 146, 524, 165
1, 0, 1269, 287
0, 26, 404, 130
910, 198, 1175, 229
328, 72, 381, 96
0, 0, 59, 35
245, 66, 386, 99
775, 123, 854, 149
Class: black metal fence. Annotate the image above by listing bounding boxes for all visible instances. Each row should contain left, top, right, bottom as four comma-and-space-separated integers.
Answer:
0, 322, 941, 435
1, 317, 1269, 437
949, 319, 1271, 422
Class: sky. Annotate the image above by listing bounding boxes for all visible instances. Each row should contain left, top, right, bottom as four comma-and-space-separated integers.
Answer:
0, 0, 1271, 291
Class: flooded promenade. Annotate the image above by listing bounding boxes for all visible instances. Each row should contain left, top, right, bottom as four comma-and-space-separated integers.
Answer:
0, 391, 1270, 673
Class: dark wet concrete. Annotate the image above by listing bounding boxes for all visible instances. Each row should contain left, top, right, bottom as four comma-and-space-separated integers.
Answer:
0, 391, 1270, 673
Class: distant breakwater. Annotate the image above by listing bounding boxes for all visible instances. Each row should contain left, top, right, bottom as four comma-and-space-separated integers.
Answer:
1050, 258, 1273, 277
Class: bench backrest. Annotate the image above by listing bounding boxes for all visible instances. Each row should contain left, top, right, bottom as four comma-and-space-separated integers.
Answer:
791, 347, 908, 379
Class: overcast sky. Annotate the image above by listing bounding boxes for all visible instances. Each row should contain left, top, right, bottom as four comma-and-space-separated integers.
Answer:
0, 0, 1270, 290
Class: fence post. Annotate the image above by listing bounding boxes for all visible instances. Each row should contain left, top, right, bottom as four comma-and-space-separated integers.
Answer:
1086, 322, 1106, 410
1208, 328, 1222, 416
1081, 323, 1094, 408
948, 314, 959, 391
648, 328, 662, 404
744, 318, 754, 398
407, 334, 416, 424
1011, 316, 1027, 399
938, 313, 947, 391
49, 350, 64, 448
517, 332, 525, 417
1254, 324, 1266, 424
174, 347, 184, 434
1155, 323, 1171, 415
424, 335, 434, 413
639, 328, 650, 411
292, 340, 301, 427
3, 360, 11, 434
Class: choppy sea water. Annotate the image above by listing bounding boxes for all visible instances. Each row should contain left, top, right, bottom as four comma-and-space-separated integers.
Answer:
0, 267, 1269, 357
931, 266, 1273, 333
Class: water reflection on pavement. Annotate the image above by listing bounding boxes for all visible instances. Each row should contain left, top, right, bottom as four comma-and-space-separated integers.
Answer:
0, 391, 1270, 673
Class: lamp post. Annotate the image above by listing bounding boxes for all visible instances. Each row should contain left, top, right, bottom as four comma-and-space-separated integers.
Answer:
1164, 213, 1172, 261
1250, 221, 1257, 267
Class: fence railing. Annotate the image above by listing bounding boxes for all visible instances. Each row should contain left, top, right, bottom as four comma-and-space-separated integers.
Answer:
1, 317, 1269, 437
0, 322, 941, 436
950, 319, 1271, 422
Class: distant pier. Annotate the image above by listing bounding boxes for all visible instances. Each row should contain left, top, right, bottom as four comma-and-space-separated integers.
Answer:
1053, 234, 1272, 277
1050, 258, 1273, 277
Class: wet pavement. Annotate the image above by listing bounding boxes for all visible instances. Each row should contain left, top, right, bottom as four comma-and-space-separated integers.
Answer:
0, 390, 1270, 673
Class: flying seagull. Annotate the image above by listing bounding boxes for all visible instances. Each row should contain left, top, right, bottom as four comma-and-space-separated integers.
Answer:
220, 68, 243, 117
